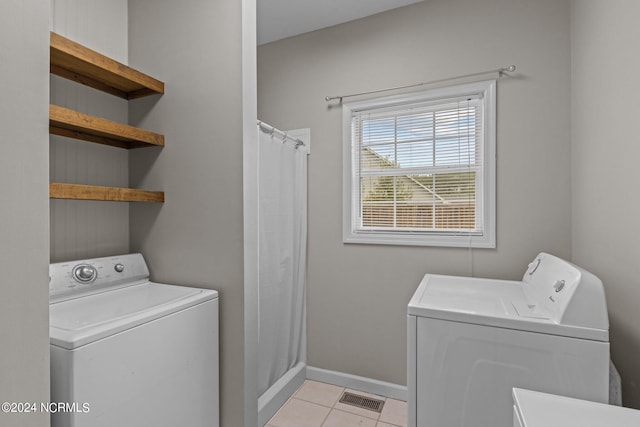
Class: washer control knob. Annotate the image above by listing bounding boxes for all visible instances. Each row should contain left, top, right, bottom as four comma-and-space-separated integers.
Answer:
527, 258, 541, 275
554, 279, 566, 293
114, 263, 125, 273
73, 264, 97, 283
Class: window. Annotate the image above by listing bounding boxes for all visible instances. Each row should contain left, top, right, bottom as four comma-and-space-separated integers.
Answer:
342, 80, 496, 248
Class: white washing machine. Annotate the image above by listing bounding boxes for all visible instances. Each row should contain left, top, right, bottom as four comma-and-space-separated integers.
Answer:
512, 388, 640, 427
49, 254, 219, 427
407, 253, 609, 427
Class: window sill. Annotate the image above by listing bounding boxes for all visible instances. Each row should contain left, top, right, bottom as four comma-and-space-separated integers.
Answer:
343, 231, 495, 248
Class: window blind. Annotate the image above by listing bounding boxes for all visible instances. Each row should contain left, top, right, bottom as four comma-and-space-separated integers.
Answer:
351, 95, 484, 234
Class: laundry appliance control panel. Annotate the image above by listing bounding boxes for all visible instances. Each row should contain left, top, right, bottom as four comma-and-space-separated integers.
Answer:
49, 253, 150, 303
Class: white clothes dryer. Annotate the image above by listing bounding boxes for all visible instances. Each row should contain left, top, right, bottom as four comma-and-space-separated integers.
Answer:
407, 253, 609, 427
49, 254, 219, 427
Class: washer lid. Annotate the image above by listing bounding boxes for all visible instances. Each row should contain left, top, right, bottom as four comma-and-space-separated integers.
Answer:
50, 282, 218, 349
408, 274, 608, 342
513, 388, 640, 427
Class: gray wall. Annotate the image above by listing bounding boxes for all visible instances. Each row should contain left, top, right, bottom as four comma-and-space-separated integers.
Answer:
258, 0, 572, 386
242, 0, 260, 424
571, 0, 640, 408
128, 0, 246, 425
0, 1, 50, 426
49, 0, 131, 262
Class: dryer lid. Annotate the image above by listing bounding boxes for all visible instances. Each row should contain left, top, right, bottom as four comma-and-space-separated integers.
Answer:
50, 281, 218, 349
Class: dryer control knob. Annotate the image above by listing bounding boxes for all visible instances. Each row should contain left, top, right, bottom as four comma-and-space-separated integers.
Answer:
73, 264, 97, 283
114, 263, 125, 273
527, 258, 541, 275
554, 279, 566, 293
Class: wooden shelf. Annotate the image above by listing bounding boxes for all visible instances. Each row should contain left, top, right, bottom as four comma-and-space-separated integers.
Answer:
50, 183, 164, 203
50, 105, 164, 149
50, 31, 164, 99
49, 34, 165, 204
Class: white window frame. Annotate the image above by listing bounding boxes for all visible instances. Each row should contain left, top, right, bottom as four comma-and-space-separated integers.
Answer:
342, 80, 496, 248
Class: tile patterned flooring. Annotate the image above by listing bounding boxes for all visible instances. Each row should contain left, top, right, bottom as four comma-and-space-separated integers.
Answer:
266, 380, 407, 427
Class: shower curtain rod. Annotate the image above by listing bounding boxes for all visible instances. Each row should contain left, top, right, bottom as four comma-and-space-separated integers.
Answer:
324, 65, 516, 102
258, 120, 305, 149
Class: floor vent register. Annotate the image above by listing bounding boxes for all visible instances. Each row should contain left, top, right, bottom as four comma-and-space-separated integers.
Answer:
338, 391, 385, 413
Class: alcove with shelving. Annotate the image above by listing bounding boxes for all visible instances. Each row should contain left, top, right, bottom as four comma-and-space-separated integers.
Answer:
49, 31, 165, 203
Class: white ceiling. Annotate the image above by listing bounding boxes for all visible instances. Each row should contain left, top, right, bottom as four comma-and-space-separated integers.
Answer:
257, 0, 424, 45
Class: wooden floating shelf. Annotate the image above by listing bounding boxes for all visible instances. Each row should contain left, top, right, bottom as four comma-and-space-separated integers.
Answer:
50, 104, 164, 149
50, 183, 164, 203
50, 31, 164, 99
48, 34, 165, 204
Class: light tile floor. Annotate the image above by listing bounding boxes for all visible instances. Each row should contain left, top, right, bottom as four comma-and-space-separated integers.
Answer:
266, 380, 407, 427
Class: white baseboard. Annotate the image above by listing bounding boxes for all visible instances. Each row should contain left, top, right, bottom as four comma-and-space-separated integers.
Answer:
306, 366, 407, 401
259, 362, 307, 426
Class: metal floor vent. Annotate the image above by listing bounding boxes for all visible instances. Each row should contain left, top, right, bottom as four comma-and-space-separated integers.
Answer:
338, 391, 385, 413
